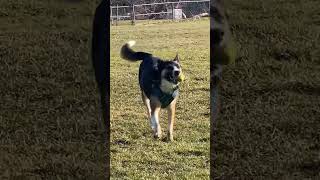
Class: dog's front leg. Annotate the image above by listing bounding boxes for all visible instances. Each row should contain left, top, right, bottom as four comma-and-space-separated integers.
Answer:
150, 97, 162, 139
151, 108, 161, 139
167, 99, 177, 141
141, 91, 151, 119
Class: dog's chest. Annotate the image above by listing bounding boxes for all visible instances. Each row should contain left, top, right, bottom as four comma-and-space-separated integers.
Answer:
160, 79, 178, 94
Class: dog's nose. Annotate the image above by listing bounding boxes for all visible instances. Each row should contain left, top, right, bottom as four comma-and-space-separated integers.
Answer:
174, 70, 180, 77
211, 28, 224, 45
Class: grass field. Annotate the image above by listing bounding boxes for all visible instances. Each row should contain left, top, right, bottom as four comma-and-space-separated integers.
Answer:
110, 20, 210, 179
213, 0, 320, 179
1, 0, 319, 179
0, 1, 108, 179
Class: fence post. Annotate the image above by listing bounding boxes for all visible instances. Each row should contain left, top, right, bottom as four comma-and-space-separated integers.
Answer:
171, 3, 174, 21
131, 5, 135, 25
116, 4, 119, 26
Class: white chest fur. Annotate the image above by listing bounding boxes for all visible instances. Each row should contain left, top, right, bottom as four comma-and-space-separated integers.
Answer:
160, 79, 178, 94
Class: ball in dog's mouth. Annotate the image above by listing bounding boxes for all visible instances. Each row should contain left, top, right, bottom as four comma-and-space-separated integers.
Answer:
177, 73, 185, 82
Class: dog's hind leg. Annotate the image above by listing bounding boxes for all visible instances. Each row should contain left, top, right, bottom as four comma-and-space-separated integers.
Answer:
167, 98, 177, 141
150, 96, 162, 139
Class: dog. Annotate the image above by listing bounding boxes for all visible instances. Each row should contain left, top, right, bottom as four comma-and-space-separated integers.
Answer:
120, 41, 185, 141
210, 0, 236, 176
210, 0, 236, 122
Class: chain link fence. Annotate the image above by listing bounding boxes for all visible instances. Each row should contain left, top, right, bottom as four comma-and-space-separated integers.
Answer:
110, 0, 210, 25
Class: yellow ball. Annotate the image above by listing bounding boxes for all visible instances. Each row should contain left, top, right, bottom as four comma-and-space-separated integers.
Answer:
178, 73, 185, 82
213, 40, 237, 65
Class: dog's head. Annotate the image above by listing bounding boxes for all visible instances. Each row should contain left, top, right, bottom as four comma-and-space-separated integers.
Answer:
160, 54, 184, 86
211, 0, 229, 47
211, 0, 236, 66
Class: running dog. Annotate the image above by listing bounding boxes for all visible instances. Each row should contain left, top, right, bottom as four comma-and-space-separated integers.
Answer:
120, 41, 185, 141
211, 0, 236, 122
210, 0, 236, 176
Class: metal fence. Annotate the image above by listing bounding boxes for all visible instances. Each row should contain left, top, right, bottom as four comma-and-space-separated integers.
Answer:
110, 0, 210, 25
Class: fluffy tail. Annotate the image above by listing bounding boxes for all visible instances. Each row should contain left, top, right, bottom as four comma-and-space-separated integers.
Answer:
120, 41, 151, 61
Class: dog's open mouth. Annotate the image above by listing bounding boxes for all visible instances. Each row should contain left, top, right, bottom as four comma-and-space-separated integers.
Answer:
167, 73, 184, 84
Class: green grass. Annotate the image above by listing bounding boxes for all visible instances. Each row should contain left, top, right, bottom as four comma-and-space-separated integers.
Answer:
0, 1, 108, 179
1, 0, 319, 179
213, 0, 320, 179
110, 20, 210, 179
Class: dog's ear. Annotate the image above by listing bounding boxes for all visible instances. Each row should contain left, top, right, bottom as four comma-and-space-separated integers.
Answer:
173, 53, 179, 62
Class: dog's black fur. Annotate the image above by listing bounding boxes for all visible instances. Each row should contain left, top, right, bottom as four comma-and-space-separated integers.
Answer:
92, 0, 108, 98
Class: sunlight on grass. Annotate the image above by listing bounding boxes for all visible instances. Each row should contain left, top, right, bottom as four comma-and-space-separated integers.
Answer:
110, 20, 210, 179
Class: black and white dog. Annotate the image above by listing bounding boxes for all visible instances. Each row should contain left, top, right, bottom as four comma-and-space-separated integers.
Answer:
120, 41, 185, 141
211, 0, 236, 122
210, 0, 236, 175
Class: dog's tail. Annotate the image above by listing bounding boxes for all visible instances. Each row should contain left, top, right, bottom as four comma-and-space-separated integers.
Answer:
120, 41, 151, 61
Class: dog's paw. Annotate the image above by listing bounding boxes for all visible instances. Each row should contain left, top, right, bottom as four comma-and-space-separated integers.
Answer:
168, 134, 174, 142
153, 130, 162, 139
153, 133, 162, 139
